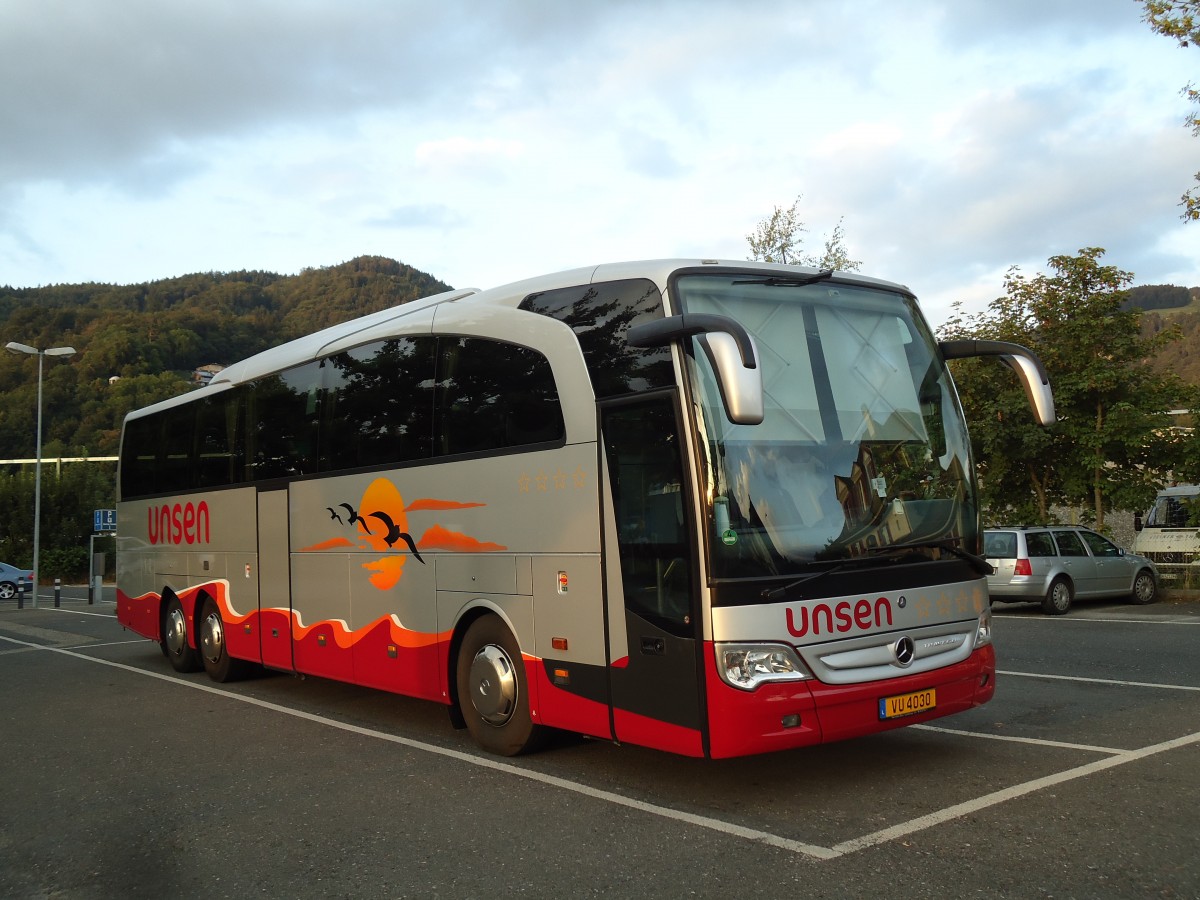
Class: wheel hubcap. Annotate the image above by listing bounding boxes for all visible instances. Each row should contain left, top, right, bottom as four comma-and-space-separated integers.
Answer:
165, 607, 188, 657
468, 643, 517, 726
201, 612, 224, 665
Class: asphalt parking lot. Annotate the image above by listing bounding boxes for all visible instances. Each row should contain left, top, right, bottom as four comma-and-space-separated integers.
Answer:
1, 588, 1198, 898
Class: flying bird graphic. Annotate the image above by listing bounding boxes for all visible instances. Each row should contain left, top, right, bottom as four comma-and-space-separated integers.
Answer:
339, 502, 373, 534
326, 507, 343, 524
369, 511, 425, 564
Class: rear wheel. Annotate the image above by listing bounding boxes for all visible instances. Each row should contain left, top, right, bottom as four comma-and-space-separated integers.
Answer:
199, 597, 251, 682
1042, 577, 1073, 615
455, 615, 545, 756
0, 581, 15, 600
162, 595, 201, 672
1130, 570, 1157, 605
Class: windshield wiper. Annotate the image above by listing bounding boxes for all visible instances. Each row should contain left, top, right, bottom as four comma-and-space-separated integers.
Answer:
762, 540, 991, 602
731, 270, 834, 287
865, 540, 993, 576
761, 560, 854, 601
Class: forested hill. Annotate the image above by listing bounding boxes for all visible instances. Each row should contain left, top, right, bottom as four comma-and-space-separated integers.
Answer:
0, 256, 452, 460
1126, 284, 1200, 388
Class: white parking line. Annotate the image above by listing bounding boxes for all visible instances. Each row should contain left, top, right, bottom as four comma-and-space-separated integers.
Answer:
912, 724, 1125, 755
62, 639, 148, 650
44, 607, 117, 619
998, 669, 1200, 692
993, 612, 1200, 626
3, 632, 1196, 862
830, 731, 1200, 857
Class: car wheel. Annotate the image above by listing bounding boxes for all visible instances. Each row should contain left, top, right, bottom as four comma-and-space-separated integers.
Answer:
455, 615, 545, 756
1129, 570, 1157, 605
0, 581, 15, 600
162, 595, 202, 672
1042, 577, 1073, 615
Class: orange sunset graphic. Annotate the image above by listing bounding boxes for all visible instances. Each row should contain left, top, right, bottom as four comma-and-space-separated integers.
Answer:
301, 477, 506, 589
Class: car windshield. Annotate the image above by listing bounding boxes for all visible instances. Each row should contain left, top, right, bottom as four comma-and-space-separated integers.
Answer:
677, 273, 979, 580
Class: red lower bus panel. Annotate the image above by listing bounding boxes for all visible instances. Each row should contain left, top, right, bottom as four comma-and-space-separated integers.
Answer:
532, 667, 612, 740
705, 643, 996, 759
117, 588, 162, 643
351, 616, 446, 703
613, 708, 705, 757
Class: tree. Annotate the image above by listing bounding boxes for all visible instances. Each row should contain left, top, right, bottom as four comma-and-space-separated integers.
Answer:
746, 196, 862, 271
1142, 0, 1200, 220
939, 248, 1190, 529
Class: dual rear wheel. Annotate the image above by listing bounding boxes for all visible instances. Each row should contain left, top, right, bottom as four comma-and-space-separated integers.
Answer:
160, 594, 250, 682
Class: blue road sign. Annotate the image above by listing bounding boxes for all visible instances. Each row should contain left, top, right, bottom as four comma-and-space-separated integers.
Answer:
94, 509, 117, 532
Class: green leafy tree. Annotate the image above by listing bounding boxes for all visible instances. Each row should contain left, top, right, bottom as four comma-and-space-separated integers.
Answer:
1142, 0, 1200, 220
746, 196, 862, 271
940, 248, 1190, 529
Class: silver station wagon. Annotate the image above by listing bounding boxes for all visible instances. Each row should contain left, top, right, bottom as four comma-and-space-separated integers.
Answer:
983, 526, 1159, 615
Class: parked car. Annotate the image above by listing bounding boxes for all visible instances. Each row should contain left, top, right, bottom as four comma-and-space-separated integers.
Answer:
983, 526, 1159, 615
0, 562, 35, 600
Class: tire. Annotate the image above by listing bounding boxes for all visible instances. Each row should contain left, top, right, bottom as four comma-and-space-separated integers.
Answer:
162, 595, 202, 672
198, 597, 251, 683
1042, 577, 1073, 616
1129, 569, 1158, 605
0, 581, 15, 600
455, 615, 545, 756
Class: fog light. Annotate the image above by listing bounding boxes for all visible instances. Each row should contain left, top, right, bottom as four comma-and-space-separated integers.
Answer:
781, 714, 801, 729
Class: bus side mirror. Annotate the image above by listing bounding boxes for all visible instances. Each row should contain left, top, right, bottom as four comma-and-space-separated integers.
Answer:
939, 339, 1056, 426
1134, 513, 1143, 532
628, 314, 765, 425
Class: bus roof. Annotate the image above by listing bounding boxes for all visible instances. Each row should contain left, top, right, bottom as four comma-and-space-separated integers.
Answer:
123, 258, 913, 422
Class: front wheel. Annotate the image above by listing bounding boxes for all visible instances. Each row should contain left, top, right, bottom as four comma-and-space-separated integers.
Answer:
1042, 577, 1073, 616
198, 597, 251, 682
1129, 570, 1158, 605
455, 615, 545, 756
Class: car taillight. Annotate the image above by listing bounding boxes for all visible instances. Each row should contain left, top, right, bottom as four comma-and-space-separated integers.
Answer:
1014, 558, 1032, 576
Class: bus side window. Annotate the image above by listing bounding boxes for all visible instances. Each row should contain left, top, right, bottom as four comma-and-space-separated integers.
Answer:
434, 337, 564, 457
247, 362, 322, 480
160, 404, 195, 493
195, 391, 243, 489
519, 278, 674, 399
321, 337, 436, 471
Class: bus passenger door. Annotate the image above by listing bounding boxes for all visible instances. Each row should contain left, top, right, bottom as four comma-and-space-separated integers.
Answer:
600, 396, 705, 757
257, 488, 294, 670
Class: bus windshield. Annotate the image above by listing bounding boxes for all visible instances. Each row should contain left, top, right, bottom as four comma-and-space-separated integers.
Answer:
676, 273, 978, 580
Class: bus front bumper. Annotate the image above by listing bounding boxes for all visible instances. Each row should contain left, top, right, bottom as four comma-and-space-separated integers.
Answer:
704, 644, 996, 759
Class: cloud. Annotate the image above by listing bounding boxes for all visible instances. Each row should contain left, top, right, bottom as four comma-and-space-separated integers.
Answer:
413, 137, 525, 177
367, 204, 465, 229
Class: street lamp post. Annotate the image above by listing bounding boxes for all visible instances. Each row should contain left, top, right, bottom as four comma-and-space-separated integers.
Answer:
5, 341, 76, 608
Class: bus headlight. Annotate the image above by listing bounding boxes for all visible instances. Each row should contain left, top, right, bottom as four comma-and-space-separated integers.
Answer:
716, 643, 811, 691
973, 607, 993, 648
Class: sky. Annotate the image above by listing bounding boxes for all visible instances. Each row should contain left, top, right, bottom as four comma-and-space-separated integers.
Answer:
2, 0, 1198, 327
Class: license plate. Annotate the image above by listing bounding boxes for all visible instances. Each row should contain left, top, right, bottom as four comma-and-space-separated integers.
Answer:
879, 688, 936, 720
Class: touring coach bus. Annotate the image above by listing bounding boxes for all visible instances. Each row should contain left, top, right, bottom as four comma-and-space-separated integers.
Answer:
116, 259, 1054, 758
